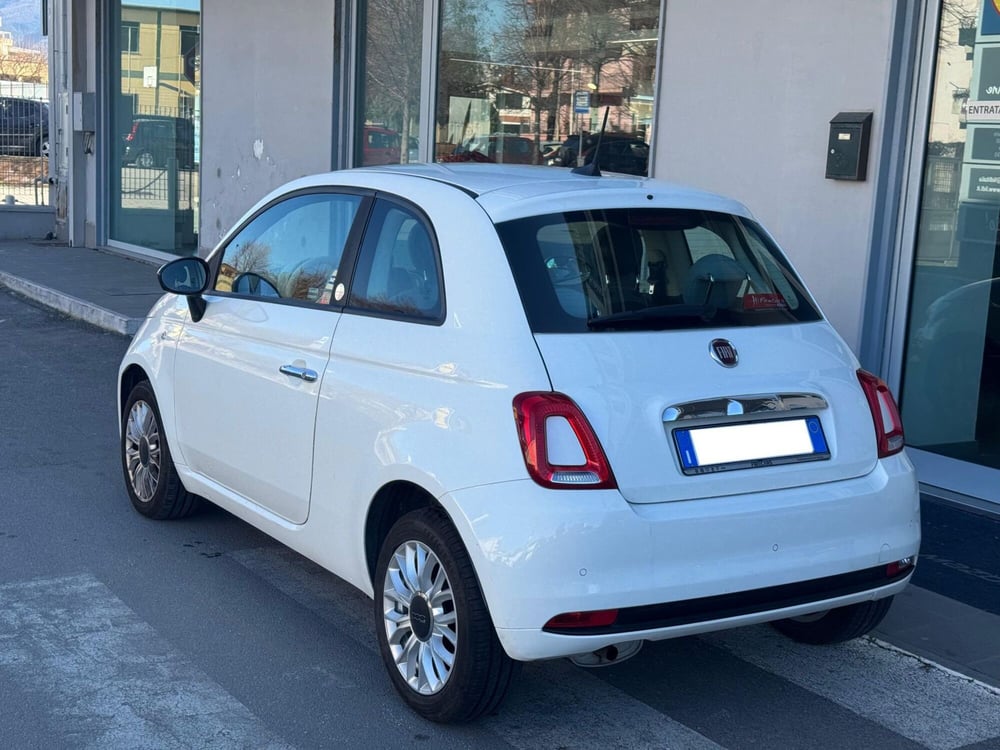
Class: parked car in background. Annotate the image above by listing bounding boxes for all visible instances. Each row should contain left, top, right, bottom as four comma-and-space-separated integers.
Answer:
551, 132, 649, 175
122, 164, 919, 723
0, 96, 49, 157
122, 116, 196, 168
450, 134, 536, 164
580, 137, 649, 176
362, 125, 402, 165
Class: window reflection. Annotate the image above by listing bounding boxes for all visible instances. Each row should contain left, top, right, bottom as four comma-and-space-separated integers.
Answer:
215, 194, 361, 305
900, 0, 1000, 470
436, 0, 660, 172
356, 0, 423, 166
110, 1, 200, 255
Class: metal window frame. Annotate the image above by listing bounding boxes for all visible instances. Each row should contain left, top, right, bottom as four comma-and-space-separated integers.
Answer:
859, 0, 938, 383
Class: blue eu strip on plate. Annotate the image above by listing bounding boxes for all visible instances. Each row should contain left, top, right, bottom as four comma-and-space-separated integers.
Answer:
674, 416, 829, 476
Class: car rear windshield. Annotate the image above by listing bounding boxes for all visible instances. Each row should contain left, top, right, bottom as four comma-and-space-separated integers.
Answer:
495, 208, 822, 333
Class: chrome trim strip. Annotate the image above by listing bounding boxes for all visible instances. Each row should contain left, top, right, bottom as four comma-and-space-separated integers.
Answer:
662, 393, 828, 422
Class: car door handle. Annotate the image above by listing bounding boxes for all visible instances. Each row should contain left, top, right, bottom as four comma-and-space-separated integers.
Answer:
279, 364, 318, 382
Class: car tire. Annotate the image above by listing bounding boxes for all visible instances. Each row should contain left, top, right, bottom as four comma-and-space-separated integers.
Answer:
770, 597, 893, 645
121, 381, 199, 520
135, 151, 156, 168
374, 507, 517, 723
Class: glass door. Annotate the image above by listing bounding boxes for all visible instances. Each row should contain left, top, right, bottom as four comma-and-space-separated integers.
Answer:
108, 1, 200, 255
899, 0, 1000, 496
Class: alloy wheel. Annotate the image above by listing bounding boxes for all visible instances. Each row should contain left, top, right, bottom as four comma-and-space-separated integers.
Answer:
124, 400, 161, 503
382, 540, 458, 695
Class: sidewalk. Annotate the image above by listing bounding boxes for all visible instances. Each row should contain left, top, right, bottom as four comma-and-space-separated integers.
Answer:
0, 239, 163, 335
1, 238, 998, 690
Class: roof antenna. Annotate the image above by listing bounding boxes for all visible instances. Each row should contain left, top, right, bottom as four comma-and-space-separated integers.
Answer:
572, 107, 609, 177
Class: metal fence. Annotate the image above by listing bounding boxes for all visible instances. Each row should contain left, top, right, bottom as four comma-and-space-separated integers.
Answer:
0, 82, 49, 207
120, 161, 198, 211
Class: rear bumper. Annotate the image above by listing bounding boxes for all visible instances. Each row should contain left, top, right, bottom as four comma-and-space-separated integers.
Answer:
440, 453, 920, 661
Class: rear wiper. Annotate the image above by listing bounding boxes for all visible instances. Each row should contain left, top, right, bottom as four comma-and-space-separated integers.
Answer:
586, 304, 715, 330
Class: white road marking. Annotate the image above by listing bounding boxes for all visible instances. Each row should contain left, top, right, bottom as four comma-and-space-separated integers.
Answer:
704, 624, 1000, 750
483, 660, 724, 750
233, 547, 723, 750
0, 574, 292, 750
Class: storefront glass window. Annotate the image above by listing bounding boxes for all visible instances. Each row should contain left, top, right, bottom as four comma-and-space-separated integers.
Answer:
109, 1, 200, 255
355, 0, 424, 166
436, 0, 660, 173
900, 0, 1000, 470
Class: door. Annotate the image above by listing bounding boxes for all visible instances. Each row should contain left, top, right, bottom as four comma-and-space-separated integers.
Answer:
172, 190, 368, 524
896, 0, 1000, 499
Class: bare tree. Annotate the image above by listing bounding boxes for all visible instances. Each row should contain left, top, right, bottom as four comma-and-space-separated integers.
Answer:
494, 0, 646, 149
0, 38, 47, 84
361, 0, 424, 162
939, 0, 977, 48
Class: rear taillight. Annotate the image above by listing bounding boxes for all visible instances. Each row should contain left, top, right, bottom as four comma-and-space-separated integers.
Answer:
512, 392, 617, 489
857, 369, 905, 458
885, 556, 916, 578
125, 122, 138, 142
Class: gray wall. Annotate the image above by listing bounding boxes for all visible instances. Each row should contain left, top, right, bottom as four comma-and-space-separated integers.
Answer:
655, 0, 896, 352
0, 207, 56, 239
199, 1, 337, 253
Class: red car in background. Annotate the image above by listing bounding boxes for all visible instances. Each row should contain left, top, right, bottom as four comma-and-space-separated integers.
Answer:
362, 126, 401, 166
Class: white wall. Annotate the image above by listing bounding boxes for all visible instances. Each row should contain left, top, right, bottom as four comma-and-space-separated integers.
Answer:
200, 1, 336, 252
654, 0, 896, 351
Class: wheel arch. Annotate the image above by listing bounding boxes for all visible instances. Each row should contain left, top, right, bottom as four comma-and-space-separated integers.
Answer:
119, 363, 151, 417
361, 479, 506, 643
364, 480, 442, 588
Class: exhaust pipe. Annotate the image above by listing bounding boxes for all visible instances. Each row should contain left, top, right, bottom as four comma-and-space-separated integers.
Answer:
569, 640, 643, 668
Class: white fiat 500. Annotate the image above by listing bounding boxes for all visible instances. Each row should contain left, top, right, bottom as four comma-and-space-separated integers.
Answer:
119, 164, 920, 723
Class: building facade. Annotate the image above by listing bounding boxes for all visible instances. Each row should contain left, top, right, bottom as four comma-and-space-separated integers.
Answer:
48, 0, 1000, 510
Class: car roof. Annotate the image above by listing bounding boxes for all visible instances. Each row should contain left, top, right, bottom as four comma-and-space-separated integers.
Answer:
253, 164, 755, 226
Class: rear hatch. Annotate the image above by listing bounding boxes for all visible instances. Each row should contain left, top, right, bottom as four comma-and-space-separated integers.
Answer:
495, 203, 878, 503
534, 324, 877, 503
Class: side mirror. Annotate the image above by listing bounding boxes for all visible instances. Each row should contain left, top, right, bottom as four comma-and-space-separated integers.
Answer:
157, 257, 209, 322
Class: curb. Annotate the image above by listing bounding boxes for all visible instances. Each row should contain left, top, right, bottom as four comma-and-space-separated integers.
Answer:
0, 270, 139, 336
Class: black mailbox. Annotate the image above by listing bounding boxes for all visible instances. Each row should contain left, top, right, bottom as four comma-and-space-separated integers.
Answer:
826, 112, 873, 181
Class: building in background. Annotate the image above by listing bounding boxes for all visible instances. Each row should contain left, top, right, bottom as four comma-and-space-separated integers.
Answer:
40, 0, 1000, 510
0, 12, 50, 211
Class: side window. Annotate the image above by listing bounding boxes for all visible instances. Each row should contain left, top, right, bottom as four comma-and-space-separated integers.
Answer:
349, 200, 442, 321
215, 192, 362, 305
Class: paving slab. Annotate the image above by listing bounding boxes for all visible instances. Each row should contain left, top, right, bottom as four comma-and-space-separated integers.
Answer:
876, 584, 1000, 689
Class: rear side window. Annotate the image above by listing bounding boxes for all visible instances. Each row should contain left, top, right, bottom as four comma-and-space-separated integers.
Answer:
495, 208, 821, 333
347, 199, 443, 322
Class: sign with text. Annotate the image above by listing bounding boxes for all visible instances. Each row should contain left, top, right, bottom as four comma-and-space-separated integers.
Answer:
964, 100, 1000, 121
573, 91, 590, 114
976, 45, 1000, 99
966, 166, 1000, 201
971, 126, 1000, 161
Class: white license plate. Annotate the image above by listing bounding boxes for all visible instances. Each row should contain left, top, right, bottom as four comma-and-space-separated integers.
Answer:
673, 416, 829, 475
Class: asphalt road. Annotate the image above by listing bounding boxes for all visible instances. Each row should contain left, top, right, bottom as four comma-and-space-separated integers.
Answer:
2, 287, 999, 750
